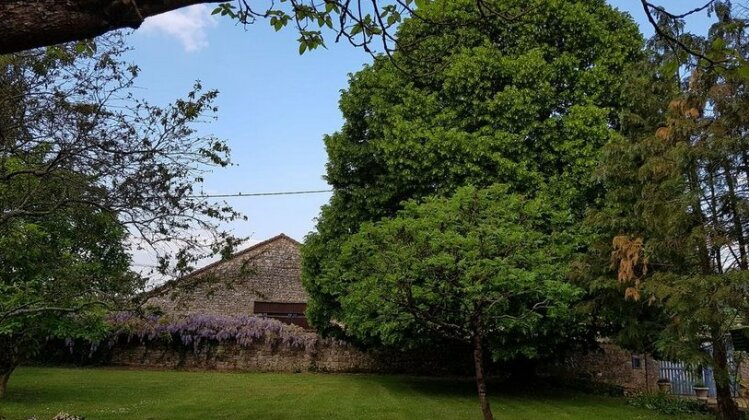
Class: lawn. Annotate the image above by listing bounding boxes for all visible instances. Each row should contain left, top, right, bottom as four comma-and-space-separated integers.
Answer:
0, 367, 708, 420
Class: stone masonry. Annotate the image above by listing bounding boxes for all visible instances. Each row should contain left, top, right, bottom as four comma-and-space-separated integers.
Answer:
109, 335, 472, 375
146, 234, 306, 317
543, 341, 660, 394
128, 233, 661, 393
110, 337, 657, 392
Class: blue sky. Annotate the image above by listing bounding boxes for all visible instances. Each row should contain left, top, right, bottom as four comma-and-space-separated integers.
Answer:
125, 0, 714, 246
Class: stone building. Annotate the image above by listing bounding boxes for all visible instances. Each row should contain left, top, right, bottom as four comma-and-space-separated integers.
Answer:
138, 233, 665, 393
146, 233, 309, 327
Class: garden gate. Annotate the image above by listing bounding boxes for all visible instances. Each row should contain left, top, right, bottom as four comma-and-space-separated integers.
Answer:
659, 345, 740, 398
659, 361, 717, 397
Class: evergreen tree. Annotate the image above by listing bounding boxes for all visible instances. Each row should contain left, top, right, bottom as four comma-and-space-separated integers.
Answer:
589, 4, 749, 418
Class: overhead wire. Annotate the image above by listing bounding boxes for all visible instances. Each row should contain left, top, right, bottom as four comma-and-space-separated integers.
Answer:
185, 189, 333, 199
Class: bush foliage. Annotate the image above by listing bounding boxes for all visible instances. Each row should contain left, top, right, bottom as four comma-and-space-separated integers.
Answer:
626, 393, 711, 416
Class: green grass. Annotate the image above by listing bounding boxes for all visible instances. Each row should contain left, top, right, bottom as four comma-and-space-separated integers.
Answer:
0, 367, 709, 420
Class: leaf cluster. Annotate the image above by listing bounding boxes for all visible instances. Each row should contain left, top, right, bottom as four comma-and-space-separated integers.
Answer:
331, 185, 588, 361
0, 33, 242, 379
302, 0, 645, 345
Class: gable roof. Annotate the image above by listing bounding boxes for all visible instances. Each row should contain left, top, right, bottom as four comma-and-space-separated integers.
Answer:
147, 233, 301, 296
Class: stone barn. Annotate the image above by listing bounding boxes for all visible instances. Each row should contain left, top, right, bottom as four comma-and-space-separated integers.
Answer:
146, 233, 309, 328
135, 233, 670, 393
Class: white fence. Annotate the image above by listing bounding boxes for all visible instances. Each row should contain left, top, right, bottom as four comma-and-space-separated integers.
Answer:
659, 361, 717, 397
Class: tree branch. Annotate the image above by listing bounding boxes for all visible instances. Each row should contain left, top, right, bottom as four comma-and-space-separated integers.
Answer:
0, 300, 110, 324
640, 0, 721, 67
0, 0, 224, 54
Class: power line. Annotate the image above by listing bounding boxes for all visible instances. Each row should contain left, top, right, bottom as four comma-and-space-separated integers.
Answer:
186, 189, 333, 199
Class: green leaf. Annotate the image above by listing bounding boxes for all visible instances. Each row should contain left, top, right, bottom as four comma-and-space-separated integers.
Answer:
711, 37, 726, 52
414, 0, 428, 9
661, 59, 679, 77
737, 63, 749, 82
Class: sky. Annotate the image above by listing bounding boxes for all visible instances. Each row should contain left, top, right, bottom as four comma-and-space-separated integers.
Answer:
124, 0, 715, 254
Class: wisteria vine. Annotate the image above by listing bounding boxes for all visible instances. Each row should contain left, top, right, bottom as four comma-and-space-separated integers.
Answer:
106, 313, 322, 354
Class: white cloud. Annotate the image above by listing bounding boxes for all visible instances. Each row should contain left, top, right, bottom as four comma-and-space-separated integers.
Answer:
140, 5, 217, 52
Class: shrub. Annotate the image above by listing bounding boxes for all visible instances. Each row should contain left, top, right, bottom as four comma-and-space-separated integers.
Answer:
626, 393, 711, 415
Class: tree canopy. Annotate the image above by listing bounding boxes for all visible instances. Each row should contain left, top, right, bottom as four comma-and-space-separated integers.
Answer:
0, 33, 240, 398
0, 34, 242, 278
585, 4, 749, 418
303, 0, 644, 336
0, 181, 134, 398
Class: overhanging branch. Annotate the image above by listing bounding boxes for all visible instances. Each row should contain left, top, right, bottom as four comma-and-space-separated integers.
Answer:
0, 0, 224, 54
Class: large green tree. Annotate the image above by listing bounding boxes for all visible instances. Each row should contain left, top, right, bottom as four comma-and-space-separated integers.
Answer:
587, 3, 749, 418
0, 33, 241, 398
334, 185, 584, 420
303, 0, 644, 336
0, 184, 134, 398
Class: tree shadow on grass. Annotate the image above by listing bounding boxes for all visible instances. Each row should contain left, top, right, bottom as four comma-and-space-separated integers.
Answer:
1, 384, 58, 405
366, 374, 594, 402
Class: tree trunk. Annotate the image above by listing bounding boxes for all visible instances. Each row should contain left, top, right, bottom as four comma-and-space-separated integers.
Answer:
472, 334, 494, 420
713, 338, 741, 420
0, 368, 12, 399
722, 161, 748, 270
0, 0, 223, 54
0, 335, 19, 400
687, 162, 713, 274
644, 353, 650, 392
706, 168, 724, 273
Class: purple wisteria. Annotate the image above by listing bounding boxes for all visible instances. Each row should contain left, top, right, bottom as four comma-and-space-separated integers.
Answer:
107, 313, 319, 353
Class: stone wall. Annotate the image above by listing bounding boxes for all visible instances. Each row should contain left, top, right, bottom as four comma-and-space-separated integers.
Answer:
146, 234, 307, 317
128, 234, 661, 392
108, 334, 656, 395
542, 342, 660, 394
109, 334, 472, 375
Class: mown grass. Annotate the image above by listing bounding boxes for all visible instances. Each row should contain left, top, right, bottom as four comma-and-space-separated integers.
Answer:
0, 367, 710, 419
